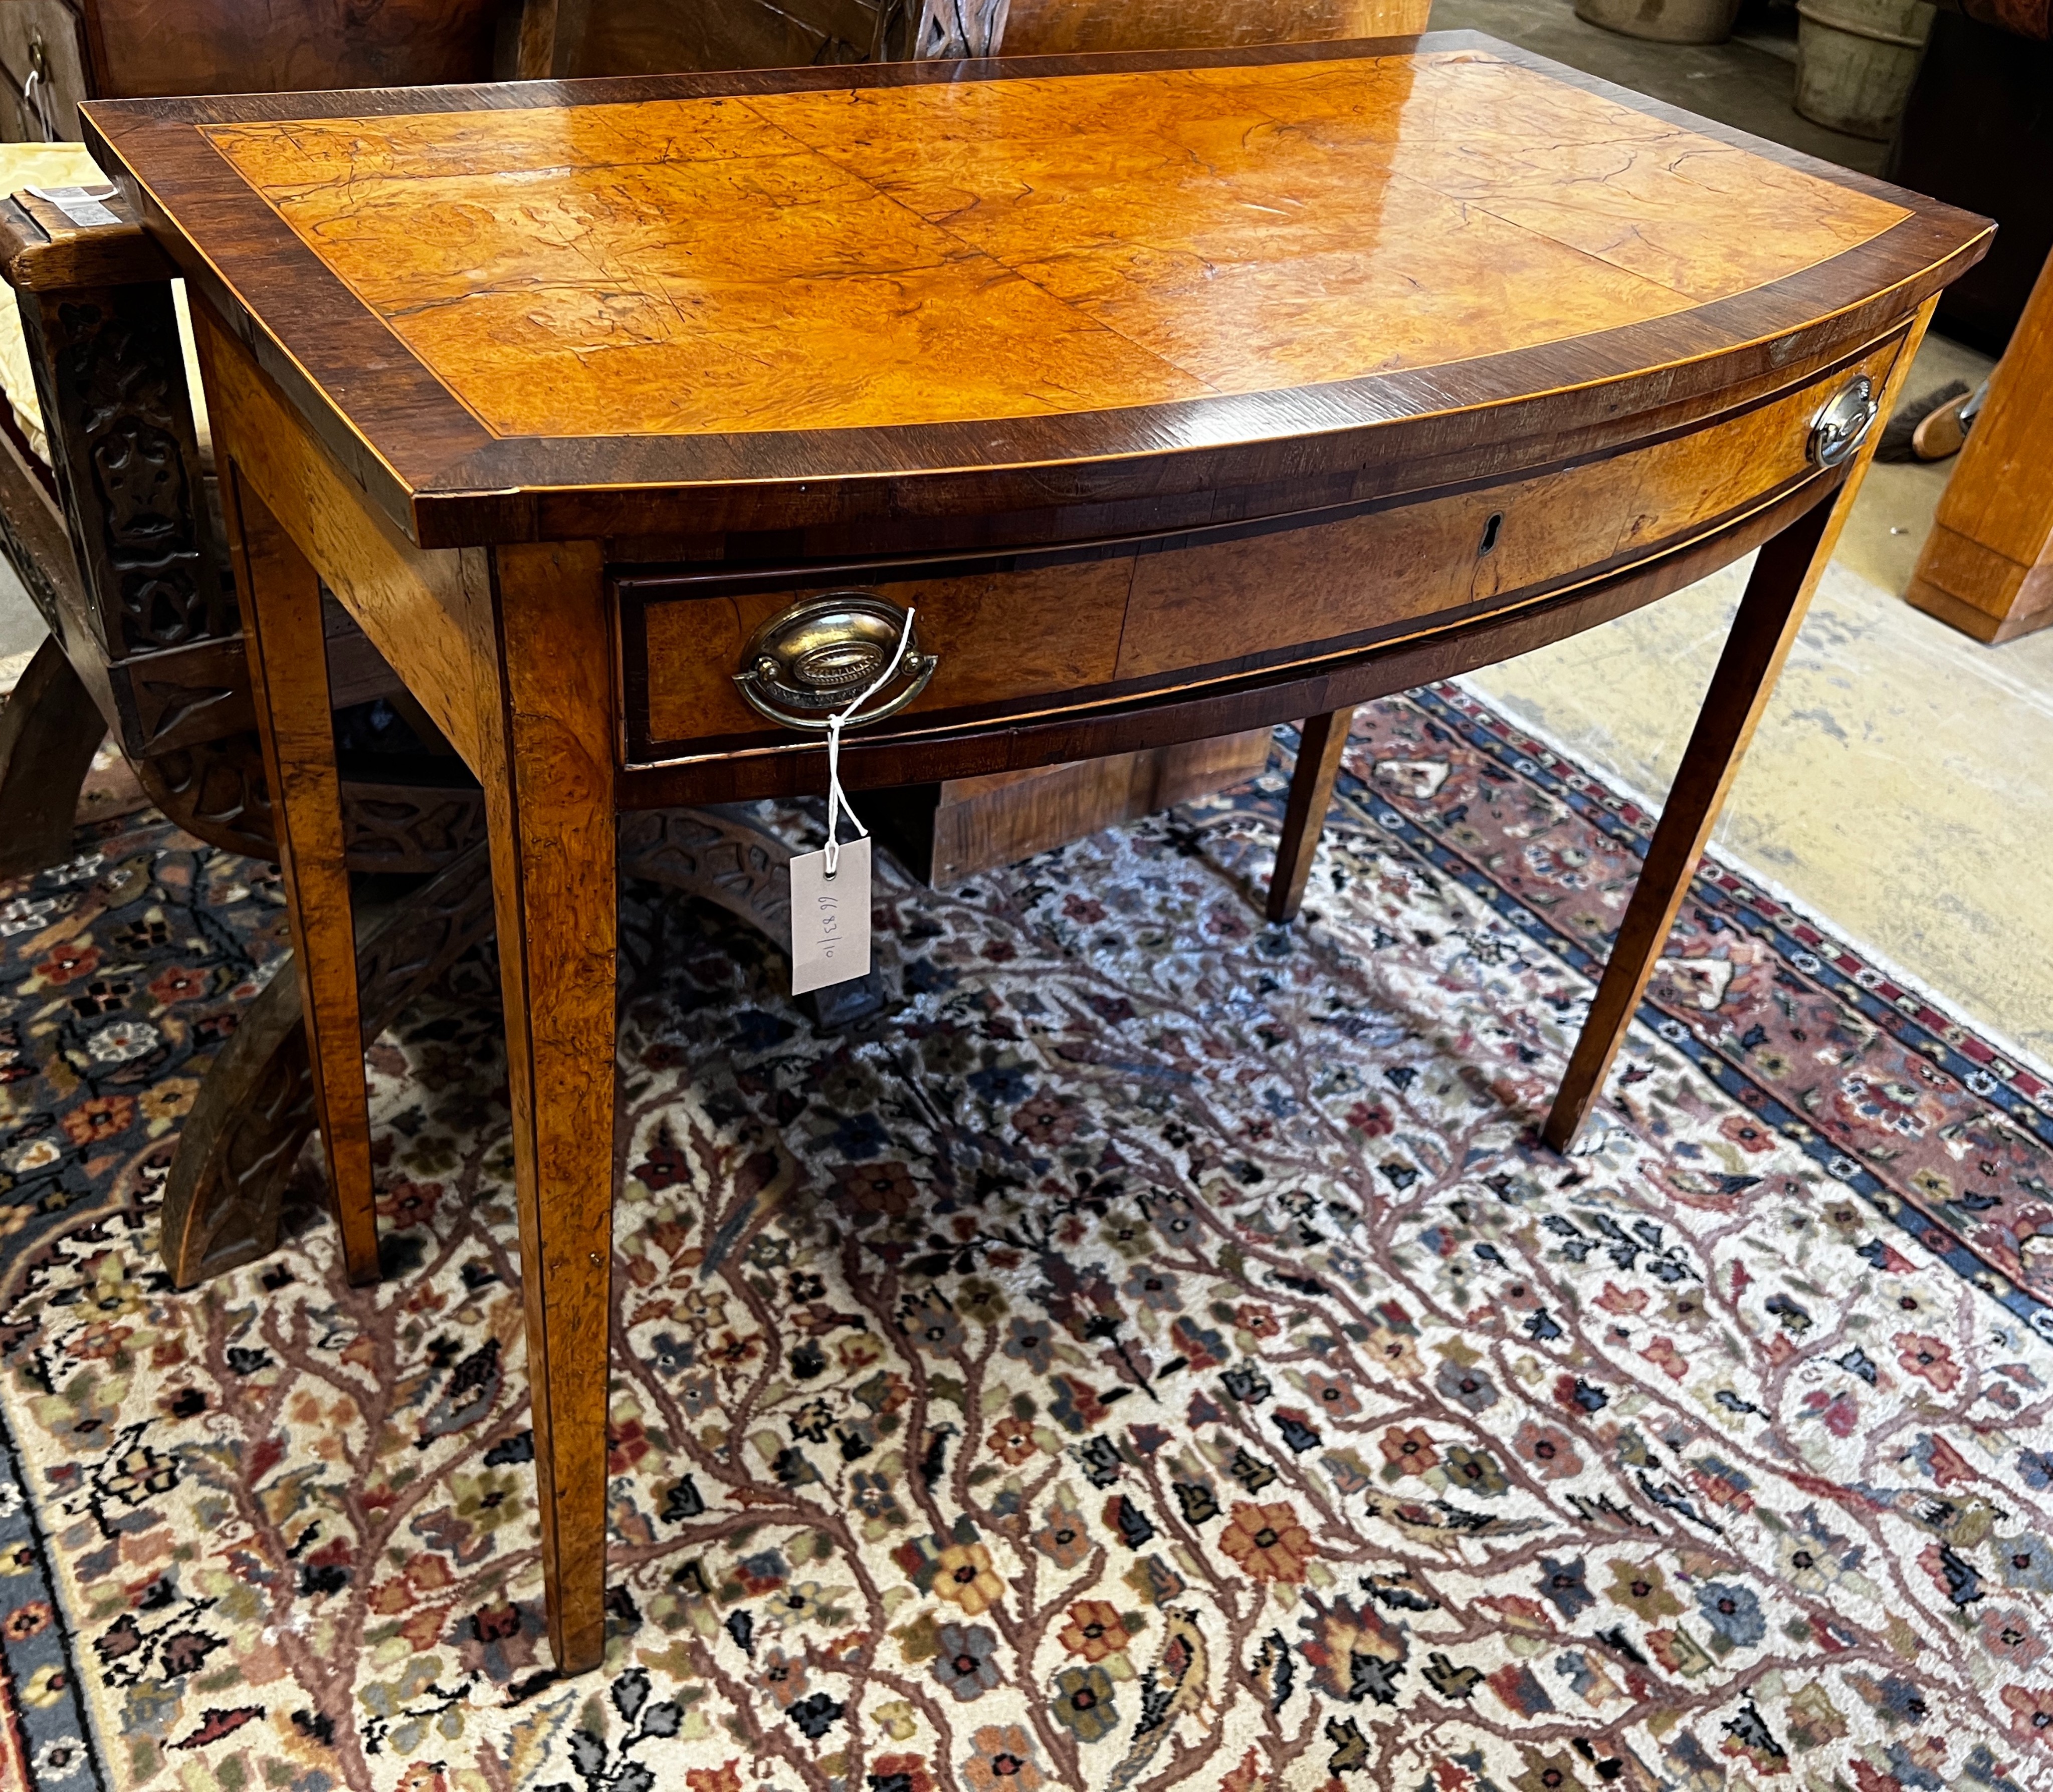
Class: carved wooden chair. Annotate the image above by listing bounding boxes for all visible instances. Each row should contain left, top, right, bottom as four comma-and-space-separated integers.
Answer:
0, 0, 1431, 1290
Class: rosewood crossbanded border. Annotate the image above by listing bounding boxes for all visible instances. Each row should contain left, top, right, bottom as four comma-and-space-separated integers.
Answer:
81, 33, 1989, 1674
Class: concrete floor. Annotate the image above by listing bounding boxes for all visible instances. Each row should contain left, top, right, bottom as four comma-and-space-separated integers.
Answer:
4, 15, 2047, 1070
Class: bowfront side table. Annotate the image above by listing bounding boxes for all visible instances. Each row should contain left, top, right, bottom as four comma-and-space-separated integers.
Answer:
82, 35, 1988, 1671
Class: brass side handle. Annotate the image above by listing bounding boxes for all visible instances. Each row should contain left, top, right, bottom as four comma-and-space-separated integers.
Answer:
1808, 373, 1878, 470
733, 591, 938, 731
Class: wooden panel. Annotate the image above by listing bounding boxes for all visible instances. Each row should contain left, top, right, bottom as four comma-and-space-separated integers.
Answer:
103, 634, 255, 756
570, 0, 887, 76
1118, 336, 1903, 677
188, 298, 495, 773
81, 0, 503, 99
1002, 0, 1427, 54
1905, 246, 2053, 644
190, 52, 1908, 442
1905, 541, 2053, 643
0, 635, 107, 877
1907, 520, 2053, 638
875, 729, 1273, 885
635, 552, 1134, 751
0, 1, 90, 141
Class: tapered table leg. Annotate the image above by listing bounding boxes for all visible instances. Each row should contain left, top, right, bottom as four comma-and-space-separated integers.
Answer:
225, 467, 380, 1285
1267, 705, 1354, 923
1542, 496, 1840, 1150
478, 540, 618, 1675
1543, 303, 1933, 1151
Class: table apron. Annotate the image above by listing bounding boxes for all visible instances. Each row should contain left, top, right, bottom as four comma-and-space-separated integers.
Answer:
614, 328, 1906, 792
615, 467, 1845, 809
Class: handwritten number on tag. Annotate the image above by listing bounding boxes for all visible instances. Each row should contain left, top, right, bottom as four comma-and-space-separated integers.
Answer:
789, 836, 872, 994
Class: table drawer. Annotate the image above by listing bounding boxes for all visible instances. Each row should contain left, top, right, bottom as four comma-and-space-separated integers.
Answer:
630, 550, 1136, 757
620, 338, 1900, 765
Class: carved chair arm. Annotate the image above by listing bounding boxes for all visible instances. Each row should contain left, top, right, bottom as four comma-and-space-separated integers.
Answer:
0, 179, 234, 769
0, 186, 177, 294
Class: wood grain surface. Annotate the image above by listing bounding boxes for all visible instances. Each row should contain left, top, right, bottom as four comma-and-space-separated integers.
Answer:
475, 537, 619, 1676
78, 36, 1990, 546
82, 0, 504, 100
189, 301, 494, 770
1906, 248, 2053, 643
221, 467, 381, 1287
1266, 706, 1353, 923
192, 51, 1903, 442
1001, 0, 1424, 54
0, 186, 174, 292
558, 0, 888, 78
869, 730, 1274, 885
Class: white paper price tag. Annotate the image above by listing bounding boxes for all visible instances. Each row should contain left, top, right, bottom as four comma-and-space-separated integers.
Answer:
788, 835, 871, 995
28, 185, 119, 229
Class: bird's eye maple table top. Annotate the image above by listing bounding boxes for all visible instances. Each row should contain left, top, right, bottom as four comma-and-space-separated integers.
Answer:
81, 34, 1978, 548
76, 37, 1990, 1680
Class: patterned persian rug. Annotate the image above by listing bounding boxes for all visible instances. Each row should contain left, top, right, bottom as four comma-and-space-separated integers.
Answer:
1, 684, 2050, 1792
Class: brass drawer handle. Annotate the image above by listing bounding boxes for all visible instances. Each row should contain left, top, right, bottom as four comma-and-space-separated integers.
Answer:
734, 591, 938, 731
1808, 373, 1877, 469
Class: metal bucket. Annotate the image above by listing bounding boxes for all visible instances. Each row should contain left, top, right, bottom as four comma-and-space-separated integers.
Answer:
1794, 0, 1935, 139
1574, 0, 1741, 44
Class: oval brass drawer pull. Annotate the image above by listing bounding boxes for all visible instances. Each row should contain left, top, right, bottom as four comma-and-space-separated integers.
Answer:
733, 591, 938, 730
1808, 373, 1878, 469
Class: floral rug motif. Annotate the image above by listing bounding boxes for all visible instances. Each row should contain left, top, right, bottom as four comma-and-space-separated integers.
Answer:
0, 685, 2049, 1792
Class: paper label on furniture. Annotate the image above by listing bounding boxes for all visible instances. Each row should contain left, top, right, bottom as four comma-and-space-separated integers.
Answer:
28, 185, 118, 228
788, 838, 872, 995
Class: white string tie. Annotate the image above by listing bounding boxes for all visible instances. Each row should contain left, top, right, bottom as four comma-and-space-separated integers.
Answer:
823, 607, 916, 878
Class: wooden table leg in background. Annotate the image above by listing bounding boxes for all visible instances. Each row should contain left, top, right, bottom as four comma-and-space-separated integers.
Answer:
1542, 301, 1935, 1150
0, 638, 109, 879
477, 540, 619, 1675
225, 467, 381, 1286
1907, 246, 2053, 644
1266, 705, 1355, 924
